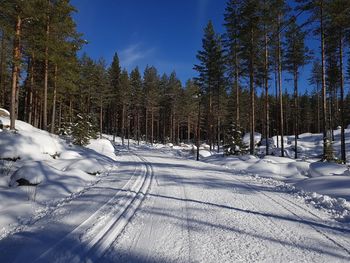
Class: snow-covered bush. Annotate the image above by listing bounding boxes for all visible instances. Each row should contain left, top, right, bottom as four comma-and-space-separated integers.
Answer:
224, 122, 248, 156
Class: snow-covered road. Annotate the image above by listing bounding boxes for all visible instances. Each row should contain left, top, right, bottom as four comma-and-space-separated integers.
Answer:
1, 148, 350, 262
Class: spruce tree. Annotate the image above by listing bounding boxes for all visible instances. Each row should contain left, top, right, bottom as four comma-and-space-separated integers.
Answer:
224, 121, 248, 155
108, 53, 121, 137
194, 20, 226, 151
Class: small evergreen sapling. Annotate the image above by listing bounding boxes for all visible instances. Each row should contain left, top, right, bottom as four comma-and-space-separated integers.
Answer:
323, 137, 336, 162
71, 113, 98, 146
224, 122, 248, 155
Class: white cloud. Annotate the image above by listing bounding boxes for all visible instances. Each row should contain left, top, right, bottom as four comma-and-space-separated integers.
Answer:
119, 43, 155, 68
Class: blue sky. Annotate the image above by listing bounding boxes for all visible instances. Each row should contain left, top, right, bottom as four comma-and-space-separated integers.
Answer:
71, 0, 225, 83
71, 0, 320, 93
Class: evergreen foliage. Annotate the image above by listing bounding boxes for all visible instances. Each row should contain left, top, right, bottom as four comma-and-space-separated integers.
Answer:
223, 121, 248, 156
71, 113, 97, 146
0, 0, 349, 162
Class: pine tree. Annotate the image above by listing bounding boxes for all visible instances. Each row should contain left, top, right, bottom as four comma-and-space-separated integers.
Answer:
130, 67, 143, 144
284, 19, 311, 158
119, 69, 131, 145
143, 66, 160, 144
239, 0, 263, 155
327, 0, 350, 163
308, 61, 322, 133
183, 80, 200, 144
223, 0, 242, 126
0, 1, 35, 130
296, 0, 329, 159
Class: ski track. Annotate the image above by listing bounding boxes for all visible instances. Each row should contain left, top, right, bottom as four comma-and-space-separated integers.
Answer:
104, 149, 350, 263
0, 151, 153, 262
0, 148, 350, 262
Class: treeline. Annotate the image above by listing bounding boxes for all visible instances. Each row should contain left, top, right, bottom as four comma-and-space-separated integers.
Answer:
194, 0, 350, 162
1, 0, 350, 162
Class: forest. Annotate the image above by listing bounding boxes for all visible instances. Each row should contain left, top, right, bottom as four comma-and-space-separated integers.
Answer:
0, 0, 350, 162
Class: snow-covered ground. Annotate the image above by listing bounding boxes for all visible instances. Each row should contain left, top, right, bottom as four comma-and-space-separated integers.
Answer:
0, 117, 117, 239
1, 117, 350, 262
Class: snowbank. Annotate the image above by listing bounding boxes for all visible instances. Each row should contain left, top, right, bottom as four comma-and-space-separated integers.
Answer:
0, 118, 118, 238
86, 138, 116, 160
309, 162, 349, 177
0, 117, 65, 160
243, 132, 261, 146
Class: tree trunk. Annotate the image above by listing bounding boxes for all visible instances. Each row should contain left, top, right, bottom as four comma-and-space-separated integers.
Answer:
43, 11, 50, 131
234, 44, 240, 126
264, 31, 269, 155
320, 0, 328, 158
145, 109, 148, 143
294, 66, 298, 159
170, 110, 173, 143
10, 15, 22, 130
249, 28, 255, 155
217, 117, 220, 153
209, 90, 213, 151
187, 116, 191, 144
50, 65, 57, 134
33, 90, 38, 127
0, 30, 6, 108
275, 51, 279, 148
137, 110, 140, 145
69, 97, 73, 123
278, 14, 284, 157
151, 108, 154, 145
121, 104, 125, 145
316, 82, 320, 133
58, 102, 62, 130
100, 96, 103, 139
177, 118, 179, 145
339, 31, 346, 163
28, 54, 35, 124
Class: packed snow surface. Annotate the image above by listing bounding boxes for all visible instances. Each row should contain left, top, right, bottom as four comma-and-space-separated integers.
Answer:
1, 118, 350, 262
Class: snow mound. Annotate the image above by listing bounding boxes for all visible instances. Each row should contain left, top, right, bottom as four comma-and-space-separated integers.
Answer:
0, 117, 66, 160
243, 132, 262, 146
309, 162, 349, 177
65, 158, 105, 174
199, 150, 212, 158
0, 108, 10, 117
59, 151, 82, 159
301, 192, 350, 222
9, 162, 50, 186
262, 156, 296, 164
86, 138, 116, 160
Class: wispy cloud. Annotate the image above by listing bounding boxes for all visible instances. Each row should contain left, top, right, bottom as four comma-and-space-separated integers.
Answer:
196, 0, 210, 27
119, 43, 155, 68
